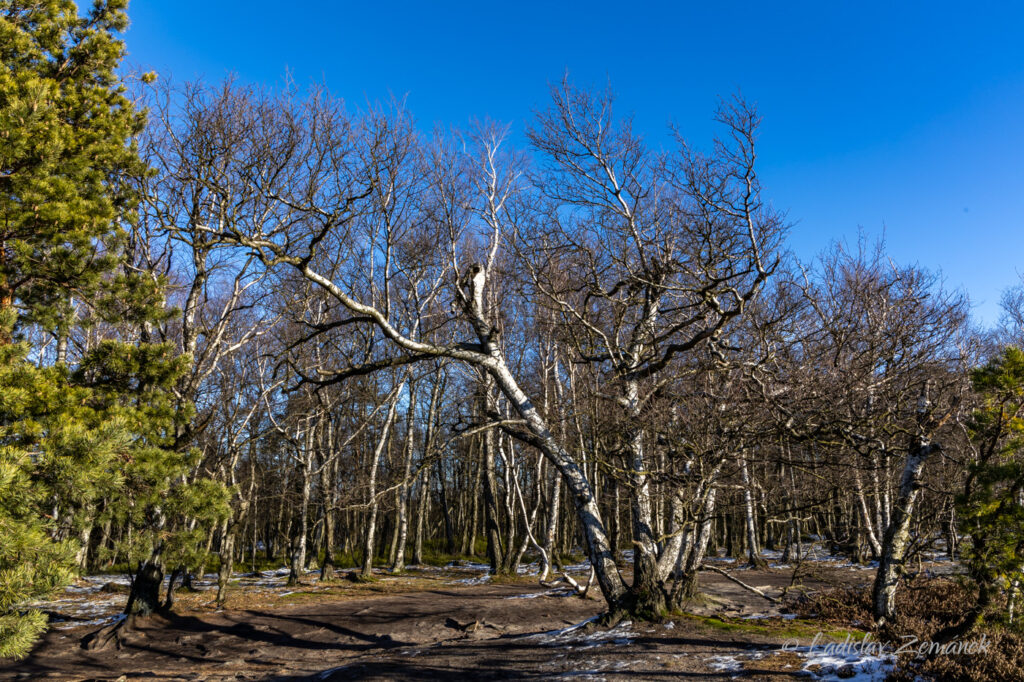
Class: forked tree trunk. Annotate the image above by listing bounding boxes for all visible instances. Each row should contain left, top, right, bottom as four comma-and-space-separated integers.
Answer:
673, 484, 719, 604
623, 378, 664, 616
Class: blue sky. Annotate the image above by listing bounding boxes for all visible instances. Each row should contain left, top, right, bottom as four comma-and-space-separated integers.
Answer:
122, 1, 1024, 326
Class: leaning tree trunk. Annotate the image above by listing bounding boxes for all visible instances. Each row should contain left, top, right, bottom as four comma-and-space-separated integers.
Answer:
872, 437, 937, 626
485, 355, 627, 609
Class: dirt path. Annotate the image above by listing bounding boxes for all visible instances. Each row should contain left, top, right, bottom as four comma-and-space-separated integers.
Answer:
0, 564, 887, 681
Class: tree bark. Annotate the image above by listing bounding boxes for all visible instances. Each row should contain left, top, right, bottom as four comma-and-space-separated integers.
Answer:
361, 384, 402, 578
872, 439, 936, 626
485, 356, 627, 608
391, 388, 417, 572
740, 452, 767, 568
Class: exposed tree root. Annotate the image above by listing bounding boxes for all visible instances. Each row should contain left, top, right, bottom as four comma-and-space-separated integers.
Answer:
80, 614, 135, 651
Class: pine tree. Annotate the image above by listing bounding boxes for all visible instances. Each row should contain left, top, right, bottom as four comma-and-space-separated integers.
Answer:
75, 341, 229, 618
0, 1, 227, 657
0, 331, 126, 658
0, 0, 147, 347
944, 346, 1024, 640
0, 0, 146, 657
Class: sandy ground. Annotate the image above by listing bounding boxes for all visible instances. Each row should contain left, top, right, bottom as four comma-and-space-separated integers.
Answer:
0, 554, 910, 681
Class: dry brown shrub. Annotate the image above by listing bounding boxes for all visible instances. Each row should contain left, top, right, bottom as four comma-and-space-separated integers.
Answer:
787, 578, 1024, 682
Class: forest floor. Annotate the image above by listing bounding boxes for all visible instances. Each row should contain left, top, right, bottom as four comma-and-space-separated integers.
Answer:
1, 550, 943, 681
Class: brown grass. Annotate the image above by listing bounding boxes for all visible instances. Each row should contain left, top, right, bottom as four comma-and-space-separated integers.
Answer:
789, 578, 1024, 681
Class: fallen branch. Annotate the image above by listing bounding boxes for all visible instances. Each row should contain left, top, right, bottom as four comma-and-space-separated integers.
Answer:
699, 564, 781, 603
540, 566, 596, 598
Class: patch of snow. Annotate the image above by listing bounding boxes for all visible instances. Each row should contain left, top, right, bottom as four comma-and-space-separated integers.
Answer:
528, 617, 632, 650
263, 566, 292, 577
51, 613, 125, 631
791, 646, 895, 681
451, 573, 491, 585
446, 560, 491, 571
708, 654, 744, 673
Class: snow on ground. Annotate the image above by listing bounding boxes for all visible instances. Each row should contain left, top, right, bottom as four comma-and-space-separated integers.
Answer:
708, 654, 746, 673
450, 573, 491, 585
790, 646, 895, 681
30, 563, 333, 627
446, 560, 491, 571
526, 616, 633, 650
51, 613, 126, 632
704, 646, 895, 681
703, 541, 954, 571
